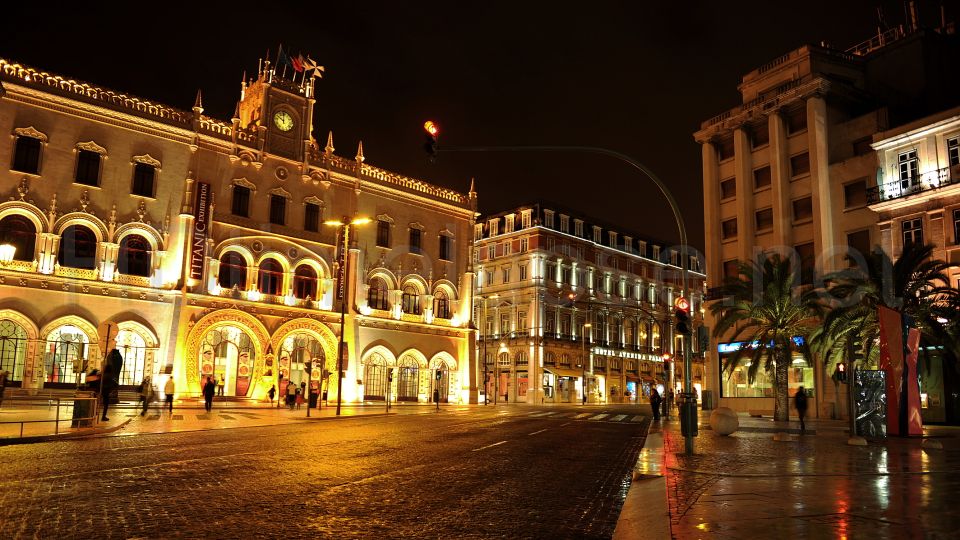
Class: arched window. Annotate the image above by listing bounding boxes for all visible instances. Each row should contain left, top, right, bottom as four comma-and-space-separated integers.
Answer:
218, 253, 247, 289
258, 259, 284, 296
293, 265, 318, 300
624, 319, 635, 348
117, 234, 152, 277
515, 351, 527, 366
433, 289, 450, 319
0, 319, 28, 382
58, 225, 97, 269
115, 329, 147, 386
652, 322, 661, 349
367, 277, 388, 310
401, 285, 420, 314
0, 215, 37, 262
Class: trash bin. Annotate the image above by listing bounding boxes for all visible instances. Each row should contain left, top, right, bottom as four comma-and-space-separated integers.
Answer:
701, 390, 714, 410
71, 391, 96, 428
309, 391, 318, 408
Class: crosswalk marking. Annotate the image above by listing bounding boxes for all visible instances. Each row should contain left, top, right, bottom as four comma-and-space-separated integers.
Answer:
574, 413, 592, 419
589, 414, 609, 421
609, 414, 628, 422
631, 415, 645, 422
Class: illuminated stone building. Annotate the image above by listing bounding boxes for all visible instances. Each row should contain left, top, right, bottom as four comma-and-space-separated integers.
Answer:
0, 57, 478, 404
695, 18, 960, 418
868, 105, 960, 423
472, 202, 706, 405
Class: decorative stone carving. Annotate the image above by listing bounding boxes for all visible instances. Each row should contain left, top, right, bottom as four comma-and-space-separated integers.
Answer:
79, 190, 90, 213
232, 177, 258, 191
13, 126, 48, 142
132, 154, 161, 168
76, 141, 107, 155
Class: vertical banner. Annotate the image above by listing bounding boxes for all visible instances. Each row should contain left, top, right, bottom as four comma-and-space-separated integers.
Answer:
189, 182, 212, 280
904, 327, 923, 435
877, 306, 904, 436
336, 225, 346, 300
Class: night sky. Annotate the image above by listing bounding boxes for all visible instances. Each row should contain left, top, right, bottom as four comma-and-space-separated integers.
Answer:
3, 1, 946, 249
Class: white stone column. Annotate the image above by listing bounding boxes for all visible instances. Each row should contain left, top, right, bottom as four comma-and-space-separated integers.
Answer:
769, 111, 792, 248
807, 96, 838, 272
733, 127, 754, 262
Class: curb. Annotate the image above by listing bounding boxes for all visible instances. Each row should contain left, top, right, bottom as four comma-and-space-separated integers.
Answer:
293, 412, 394, 421
613, 424, 671, 540
0, 418, 132, 446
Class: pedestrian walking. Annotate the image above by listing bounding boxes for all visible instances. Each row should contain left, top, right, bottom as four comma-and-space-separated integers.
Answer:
795, 386, 809, 435
664, 387, 674, 420
286, 380, 297, 410
164, 377, 175, 414
295, 388, 304, 410
139, 375, 153, 416
650, 389, 662, 422
100, 366, 116, 421
268, 384, 276, 405
203, 376, 216, 412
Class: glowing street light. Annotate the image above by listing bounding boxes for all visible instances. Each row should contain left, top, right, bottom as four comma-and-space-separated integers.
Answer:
0, 243, 15, 265
324, 216, 371, 416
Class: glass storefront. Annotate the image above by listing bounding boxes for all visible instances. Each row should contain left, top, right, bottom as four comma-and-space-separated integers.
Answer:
198, 326, 256, 396
719, 352, 814, 398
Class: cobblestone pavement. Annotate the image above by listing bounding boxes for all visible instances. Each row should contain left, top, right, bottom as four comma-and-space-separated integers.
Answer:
0, 405, 649, 539
657, 417, 960, 539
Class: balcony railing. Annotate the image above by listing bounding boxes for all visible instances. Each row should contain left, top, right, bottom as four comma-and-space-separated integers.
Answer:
867, 166, 958, 204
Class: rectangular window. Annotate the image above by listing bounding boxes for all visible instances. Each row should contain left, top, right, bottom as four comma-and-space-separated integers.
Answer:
520, 237, 528, 252
847, 229, 871, 263
844, 178, 868, 208
652, 245, 660, 259
751, 124, 769, 147
232, 186, 251, 218
790, 153, 810, 177
132, 163, 156, 197
716, 137, 735, 161
795, 242, 815, 285
792, 197, 813, 222
853, 137, 873, 156
753, 166, 771, 189
269, 195, 286, 225
488, 245, 496, 260
410, 228, 422, 254
504, 215, 515, 233
720, 352, 813, 398
376, 219, 391, 247
439, 235, 451, 260
519, 264, 527, 280
720, 178, 736, 199
304, 203, 320, 232
949, 137, 959, 166
546, 237, 555, 251
544, 211, 555, 228
486, 270, 494, 286
638, 241, 646, 257
786, 107, 807, 134
899, 150, 919, 189
474, 224, 484, 241
562, 266, 571, 284
723, 259, 739, 280
12, 136, 42, 174
954, 209, 960, 245
503, 241, 512, 256
75, 150, 101, 186
489, 219, 499, 236
521, 211, 531, 228
502, 267, 511, 283
755, 208, 773, 231
574, 220, 583, 237
592, 227, 601, 243
902, 218, 923, 247
560, 215, 569, 233
518, 312, 527, 333
721, 218, 738, 240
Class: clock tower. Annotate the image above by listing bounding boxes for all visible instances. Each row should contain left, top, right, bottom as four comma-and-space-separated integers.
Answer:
236, 61, 316, 163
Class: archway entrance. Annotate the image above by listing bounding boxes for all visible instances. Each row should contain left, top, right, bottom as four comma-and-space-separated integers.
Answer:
278, 333, 324, 399
363, 353, 388, 401
198, 326, 256, 397
396, 355, 419, 402
43, 324, 90, 387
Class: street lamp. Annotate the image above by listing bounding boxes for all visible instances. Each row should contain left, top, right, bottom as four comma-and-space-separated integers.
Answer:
478, 293, 498, 405
324, 216, 371, 416
581, 323, 591, 404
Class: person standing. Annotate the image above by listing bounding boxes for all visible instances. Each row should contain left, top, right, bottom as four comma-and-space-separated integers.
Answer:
203, 376, 216, 412
295, 388, 304, 410
139, 375, 152, 416
650, 389, 662, 422
268, 384, 276, 405
795, 386, 809, 435
664, 387, 674, 420
100, 366, 116, 421
216, 376, 224, 397
286, 380, 297, 410
164, 377, 175, 414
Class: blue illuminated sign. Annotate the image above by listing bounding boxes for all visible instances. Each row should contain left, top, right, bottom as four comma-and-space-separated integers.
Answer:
717, 336, 805, 353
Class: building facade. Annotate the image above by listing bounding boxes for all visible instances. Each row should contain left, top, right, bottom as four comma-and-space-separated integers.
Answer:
869, 105, 960, 423
0, 56, 478, 404
472, 202, 706, 406
694, 21, 960, 418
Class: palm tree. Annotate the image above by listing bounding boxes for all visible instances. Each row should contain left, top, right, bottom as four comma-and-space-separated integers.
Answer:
710, 253, 823, 421
813, 242, 956, 372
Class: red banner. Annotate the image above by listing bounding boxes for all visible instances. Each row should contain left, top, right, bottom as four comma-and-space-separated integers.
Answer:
877, 306, 903, 436
905, 327, 923, 436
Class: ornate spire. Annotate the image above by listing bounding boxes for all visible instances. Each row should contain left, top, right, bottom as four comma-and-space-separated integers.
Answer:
324, 131, 335, 155
355, 141, 365, 163
231, 101, 241, 123
193, 89, 203, 111
468, 177, 476, 197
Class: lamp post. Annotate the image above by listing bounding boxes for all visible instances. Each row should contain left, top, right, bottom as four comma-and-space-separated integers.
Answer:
324, 216, 371, 416
581, 322, 591, 404
478, 293, 498, 405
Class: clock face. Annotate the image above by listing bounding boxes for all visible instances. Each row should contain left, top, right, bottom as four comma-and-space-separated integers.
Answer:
273, 111, 294, 132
